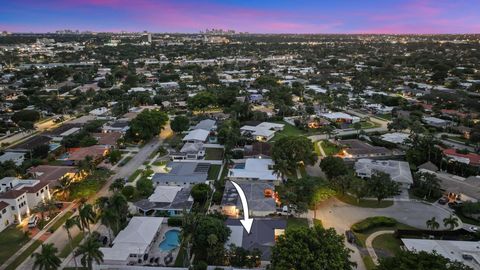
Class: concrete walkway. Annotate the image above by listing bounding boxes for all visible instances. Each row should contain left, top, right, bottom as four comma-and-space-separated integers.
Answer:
365, 230, 395, 265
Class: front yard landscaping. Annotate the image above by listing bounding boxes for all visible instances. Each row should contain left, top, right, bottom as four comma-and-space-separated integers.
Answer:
286, 217, 309, 230
337, 193, 394, 208
204, 147, 224, 160
321, 140, 341, 156
208, 164, 221, 180
351, 217, 418, 270
0, 226, 30, 265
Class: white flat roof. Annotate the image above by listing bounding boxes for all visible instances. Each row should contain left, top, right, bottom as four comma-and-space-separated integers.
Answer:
182, 129, 209, 142
228, 158, 278, 181
100, 217, 164, 262
321, 112, 359, 120
402, 238, 480, 269
148, 186, 182, 203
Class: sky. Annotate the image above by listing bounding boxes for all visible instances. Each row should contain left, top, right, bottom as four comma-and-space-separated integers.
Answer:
0, 0, 479, 34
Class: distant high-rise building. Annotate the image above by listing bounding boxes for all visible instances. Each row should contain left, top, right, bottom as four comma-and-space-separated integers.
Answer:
147, 33, 152, 43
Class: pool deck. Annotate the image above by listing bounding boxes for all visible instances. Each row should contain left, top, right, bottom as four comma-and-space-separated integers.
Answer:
146, 225, 182, 266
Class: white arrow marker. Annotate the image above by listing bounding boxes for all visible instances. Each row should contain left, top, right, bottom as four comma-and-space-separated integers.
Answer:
231, 181, 254, 234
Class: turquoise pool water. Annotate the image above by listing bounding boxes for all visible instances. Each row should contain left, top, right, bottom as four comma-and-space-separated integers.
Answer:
234, 163, 245, 169
159, 230, 180, 251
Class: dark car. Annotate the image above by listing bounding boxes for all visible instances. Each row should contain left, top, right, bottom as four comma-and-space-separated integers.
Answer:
438, 197, 448, 205
345, 230, 356, 244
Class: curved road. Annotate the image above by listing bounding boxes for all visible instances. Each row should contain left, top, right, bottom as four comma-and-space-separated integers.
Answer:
314, 197, 460, 270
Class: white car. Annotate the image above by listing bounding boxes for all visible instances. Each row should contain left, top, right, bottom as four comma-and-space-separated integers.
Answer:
28, 215, 39, 228
469, 226, 478, 232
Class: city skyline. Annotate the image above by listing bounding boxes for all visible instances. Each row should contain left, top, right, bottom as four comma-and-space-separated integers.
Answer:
1, 0, 480, 34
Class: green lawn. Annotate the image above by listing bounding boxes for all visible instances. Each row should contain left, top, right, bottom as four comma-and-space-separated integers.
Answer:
372, 233, 403, 257
321, 140, 341, 156
313, 141, 322, 156
128, 169, 143, 182
376, 114, 392, 121
286, 218, 309, 230
69, 170, 110, 199
205, 148, 224, 160
208, 165, 221, 180
271, 122, 306, 141
360, 121, 378, 129
352, 219, 417, 270
48, 211, 73, 232
4, 240, 42, 270
118, 156, 133, 167
337, 194, 393, 208
59, 232, 84, 258
0, 226, 30, 265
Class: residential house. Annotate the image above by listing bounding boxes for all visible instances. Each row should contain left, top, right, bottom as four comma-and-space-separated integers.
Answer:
67, 145, 108, 164
0, 201, 14, 232
225, 218, 287, 262
240, 122, 285, 142
151, 162, 210, 187
354, 159, 413, 189
0, 177, 51, 223
244, 142, 272, 159
401, 239, 480, 270
135, 186, 193, 216
99, 217, 164, 265
221, 181, 277, 217
182, 129, 210, 143
320, 112, 360, 124
228, 158, 281, 184
443, 149, 480, 166
28, 165, 78, 186
92, 132, 122, 148
422, 116, 453, 129
102, 120, 130, 134
0, 152, 25, 166
338, 139, 393, 159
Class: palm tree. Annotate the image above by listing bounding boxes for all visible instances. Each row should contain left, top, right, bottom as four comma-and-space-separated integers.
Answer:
64, 217, 79, 269
75, 233, 104, 269
426, 217, 440, 230
31, 243, 61, 270
353, 122, 362, 138
78, 203, 96, 234
443, 215, 460, 230
109, 178, 125, 192
52, 176, 73, 201
98, 208, 117, 242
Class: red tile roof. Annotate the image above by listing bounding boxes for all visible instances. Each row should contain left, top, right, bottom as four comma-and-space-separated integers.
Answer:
0, 201, 9, 211
443, 148, 480, 166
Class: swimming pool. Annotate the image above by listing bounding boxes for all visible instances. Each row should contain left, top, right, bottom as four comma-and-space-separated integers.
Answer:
159, 229, 180, 251
234, 163, 246, 169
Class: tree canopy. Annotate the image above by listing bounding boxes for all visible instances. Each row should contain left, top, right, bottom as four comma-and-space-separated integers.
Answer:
271, 225, 355, 270
271, 136, 317, 176
377, 250, 472, 270
127, 109, 168, 141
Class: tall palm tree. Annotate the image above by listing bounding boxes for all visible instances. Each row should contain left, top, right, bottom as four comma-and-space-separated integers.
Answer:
64, 216, 80, 269
75, 233, 104, 269
443, 215, 460, 230
98, 208, 117, 241
31, 243, 61, 270
109, 178, 125, 192
52, 176, 73, 201
426, 217, 440, 230
78, 203, 96, 234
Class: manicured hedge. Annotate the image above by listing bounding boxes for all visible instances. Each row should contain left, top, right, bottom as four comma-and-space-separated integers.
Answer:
351, 216, 396, 232
168, 217, 183, 227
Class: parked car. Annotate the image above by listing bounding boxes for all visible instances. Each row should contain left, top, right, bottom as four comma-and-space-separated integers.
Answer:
438, 197, 448, 205
345, 230, 356, 243
28, 215, 39, 228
